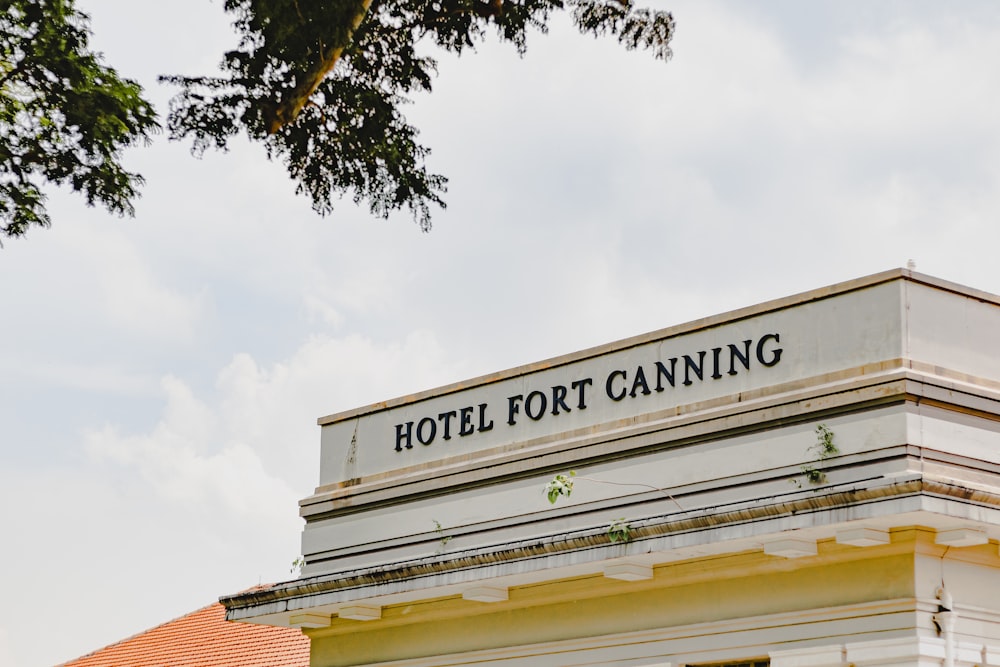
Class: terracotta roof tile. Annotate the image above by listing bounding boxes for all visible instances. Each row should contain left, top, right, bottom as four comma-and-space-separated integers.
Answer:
60, 595, 309, 667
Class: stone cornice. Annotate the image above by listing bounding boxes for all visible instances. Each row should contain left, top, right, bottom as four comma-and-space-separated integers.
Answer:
224, 471, 1000, 621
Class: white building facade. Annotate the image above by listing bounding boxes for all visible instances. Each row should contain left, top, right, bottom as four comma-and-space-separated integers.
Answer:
225, 270, 1000, 667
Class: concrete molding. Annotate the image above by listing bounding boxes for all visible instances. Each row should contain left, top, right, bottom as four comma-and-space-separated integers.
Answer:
836, 528, 891, 547
288, 612, 331, 628
769, 644, 845, 667
935, 528, 989, 547
763, 538, 818, 558
957, 642, 987, 667
338, 604, 381, 621
603, 562, 653, 581
462, 586, 509, 603
845, 636, 945, 666
226, 480, 1000, 621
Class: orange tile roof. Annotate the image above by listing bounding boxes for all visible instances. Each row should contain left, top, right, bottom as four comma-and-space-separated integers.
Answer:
60, 595, 309, 667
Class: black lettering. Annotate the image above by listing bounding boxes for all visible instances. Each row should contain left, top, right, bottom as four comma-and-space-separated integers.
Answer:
525, 390, 547, 420
477, 403, 494, 432
728, 340, 752, 375
629, 366, 651, 397
394, 421, 414, 452
438, 411, 457, 440
655, 359, 677, 390
711, 347, 723, 379
756, 333, 783, 367
683, 351, 706, 386
459, 406, 475, 436
551, 385, 571, 415
416, 417, 437, 445
606, 370, 627, 401
507, 395, 523, 425
571, 378, 592, 409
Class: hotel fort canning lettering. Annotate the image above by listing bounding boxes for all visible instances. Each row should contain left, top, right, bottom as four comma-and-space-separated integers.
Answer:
394, 333, 784, 453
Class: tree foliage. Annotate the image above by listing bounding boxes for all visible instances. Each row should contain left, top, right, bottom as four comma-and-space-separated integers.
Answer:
0, 0, 157, 238
162, 0, 675, 230
1, 0, 673, 239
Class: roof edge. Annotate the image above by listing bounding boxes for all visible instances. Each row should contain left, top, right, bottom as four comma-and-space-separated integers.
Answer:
317, 269, 996, 426
225, 472, 983, 619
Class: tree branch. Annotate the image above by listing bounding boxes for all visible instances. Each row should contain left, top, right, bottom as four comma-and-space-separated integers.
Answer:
265, 0, 375, 134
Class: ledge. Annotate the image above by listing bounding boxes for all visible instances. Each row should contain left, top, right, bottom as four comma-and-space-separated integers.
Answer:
223, 472, 1000, 623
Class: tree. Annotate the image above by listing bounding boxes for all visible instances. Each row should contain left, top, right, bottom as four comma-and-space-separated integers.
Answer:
161, 0, 675, 230
0, 0, 157, 238
1, 0, 673, 239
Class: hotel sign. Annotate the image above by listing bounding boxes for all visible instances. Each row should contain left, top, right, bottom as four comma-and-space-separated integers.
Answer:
393, 334, 783, 453
318, 279, 912, 485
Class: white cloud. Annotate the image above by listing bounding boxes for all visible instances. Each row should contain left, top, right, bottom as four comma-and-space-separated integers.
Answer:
2, 211, 210, 350
84, 328, 470, 514
303, 293, 346, 328
2, 358, 157, 395
87, 379, 296, 524
73, 228, 209, 343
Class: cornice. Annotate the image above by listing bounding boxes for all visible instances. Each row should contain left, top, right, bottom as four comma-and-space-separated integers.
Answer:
224, 471, 1000, 620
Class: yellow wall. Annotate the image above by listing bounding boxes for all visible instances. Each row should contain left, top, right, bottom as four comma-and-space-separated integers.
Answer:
308, 530, 941, 667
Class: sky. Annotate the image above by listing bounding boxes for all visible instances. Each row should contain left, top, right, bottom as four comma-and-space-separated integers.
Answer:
3, 1, 1000, 665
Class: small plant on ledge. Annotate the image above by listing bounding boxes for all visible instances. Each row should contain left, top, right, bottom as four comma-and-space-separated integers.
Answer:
545, 471, 577, 504
544, 471, 681, 545
432, 519, 453, 551
544, 471, 681, 509
607, 518, 632, 544
798, 423, 839, 486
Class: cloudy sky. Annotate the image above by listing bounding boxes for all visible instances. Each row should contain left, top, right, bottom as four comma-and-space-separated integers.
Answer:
4, 1, 1000, 664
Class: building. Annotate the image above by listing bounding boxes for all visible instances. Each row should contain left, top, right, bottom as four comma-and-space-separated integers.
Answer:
224, 269, 1000, 667
60, 594, 308, 667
